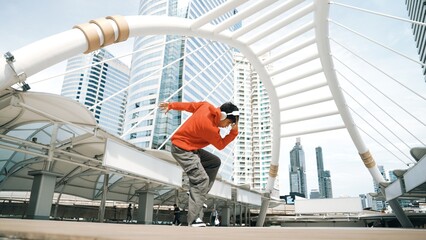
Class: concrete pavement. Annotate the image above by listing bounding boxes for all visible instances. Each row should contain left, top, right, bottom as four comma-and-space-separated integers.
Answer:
0, 219, 425, 240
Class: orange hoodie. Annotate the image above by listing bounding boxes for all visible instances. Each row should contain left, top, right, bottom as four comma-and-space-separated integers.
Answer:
168, 101, 238, 151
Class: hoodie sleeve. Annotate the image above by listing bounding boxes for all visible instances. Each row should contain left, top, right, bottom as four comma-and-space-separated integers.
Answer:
203, 125, 238, 150
168, 102, 205, 113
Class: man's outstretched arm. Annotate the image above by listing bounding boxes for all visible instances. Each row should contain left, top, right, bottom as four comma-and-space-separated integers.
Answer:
159, 101, 205, 113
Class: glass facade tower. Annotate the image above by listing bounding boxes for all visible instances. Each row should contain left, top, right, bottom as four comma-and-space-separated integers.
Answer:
61, 49, 129, 136
315, 146, 333, 198
405, 0, 426, 82
123, 0, 237, 181
289, 137, 307, 197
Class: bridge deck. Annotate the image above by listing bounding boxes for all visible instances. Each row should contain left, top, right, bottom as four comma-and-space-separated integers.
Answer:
0, 219, 425, 240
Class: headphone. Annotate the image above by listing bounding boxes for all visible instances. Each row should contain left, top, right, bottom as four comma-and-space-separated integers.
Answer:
220, 111, 240, 121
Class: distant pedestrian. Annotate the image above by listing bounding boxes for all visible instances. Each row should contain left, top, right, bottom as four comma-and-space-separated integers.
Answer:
210, 208, 218, 226
172, 204, 181, 226
126, 203, 132, 223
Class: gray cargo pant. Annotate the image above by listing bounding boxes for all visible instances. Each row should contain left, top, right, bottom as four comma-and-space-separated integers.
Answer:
171, 144, 221, 224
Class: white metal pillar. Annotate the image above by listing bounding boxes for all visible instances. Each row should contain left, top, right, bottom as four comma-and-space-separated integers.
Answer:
26, 170, 62, 219
136, 189, 156, 224
98, 173, 109, 222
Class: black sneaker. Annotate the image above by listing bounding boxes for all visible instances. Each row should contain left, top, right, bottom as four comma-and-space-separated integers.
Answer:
190, 218, 206, 227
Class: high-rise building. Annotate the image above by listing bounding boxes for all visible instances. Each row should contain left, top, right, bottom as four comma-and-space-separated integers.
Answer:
315, 147, 333, 198
388, 170, 397, 182
372, 165, 387, 211
405, 0, 426, 82
233, 52, 275, 194
359, 194, 369, 209
123, 0, 238, 181
309, 189, 320, 199
322, 170, 333, 198
316, 147, 325, 197
61, 49, 129, 136
289, 138, 307, 197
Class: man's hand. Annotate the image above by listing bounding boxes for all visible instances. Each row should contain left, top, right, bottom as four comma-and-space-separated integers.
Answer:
231, 122, 238, 131
159, 102, 170, 113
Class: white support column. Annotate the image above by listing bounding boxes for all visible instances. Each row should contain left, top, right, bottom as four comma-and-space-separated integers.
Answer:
220, 204, 231, 226
53, 185, 65, 219
45, 123, 59, 171
244, 205, 248, 226
233, 201, 237, 226
98, 173, 109, 222
26, 170, 62, 220
136, 189, 156, 224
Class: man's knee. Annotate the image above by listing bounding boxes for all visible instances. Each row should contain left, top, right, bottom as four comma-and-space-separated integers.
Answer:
211, 155, 221, 168
188, 168, 209, 187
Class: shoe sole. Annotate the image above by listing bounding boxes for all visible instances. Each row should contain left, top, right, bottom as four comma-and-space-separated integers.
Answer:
191, 224, 206, 227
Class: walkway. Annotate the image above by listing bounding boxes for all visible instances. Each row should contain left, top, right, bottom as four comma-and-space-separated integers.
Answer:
0, 219, 425, 240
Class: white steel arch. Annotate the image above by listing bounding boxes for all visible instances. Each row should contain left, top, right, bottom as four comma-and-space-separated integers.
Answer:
0, 0, 415, 227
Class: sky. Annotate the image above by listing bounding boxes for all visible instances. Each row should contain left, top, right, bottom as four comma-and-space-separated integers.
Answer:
0, 0, 425, 198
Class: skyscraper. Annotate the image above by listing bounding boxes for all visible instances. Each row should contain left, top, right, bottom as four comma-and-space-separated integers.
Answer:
359, 194, 370, 209
405, 0, 426, 82
289, 138, 307, 197
233, 52, 275, 194
315, 146, 333, 198
61, 49, 129, 136
123, 0, 237, 180
323, 170, 333, 198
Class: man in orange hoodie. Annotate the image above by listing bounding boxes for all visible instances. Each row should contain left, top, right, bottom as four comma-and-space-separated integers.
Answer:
159, 101, 239, 227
